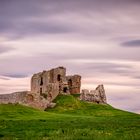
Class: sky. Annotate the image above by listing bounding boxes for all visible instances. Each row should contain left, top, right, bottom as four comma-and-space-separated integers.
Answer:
0, 0, 140, 114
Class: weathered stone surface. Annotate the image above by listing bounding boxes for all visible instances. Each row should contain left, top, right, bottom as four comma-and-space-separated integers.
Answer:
80, 85, 107, 104
0, 91, 28, 104
31, 66, 81, 97
66, 75, 81, 94
25, 94, 50, 110
0, 91, 50, 110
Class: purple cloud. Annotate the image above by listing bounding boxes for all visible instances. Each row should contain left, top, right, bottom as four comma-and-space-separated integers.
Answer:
0, 0, 140, 39
121, 40, 140, 47
0, 45, 14, 54
2, 74, 28, 78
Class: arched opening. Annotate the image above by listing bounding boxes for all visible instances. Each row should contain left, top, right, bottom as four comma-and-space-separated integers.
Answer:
40, 77, 43, 86
63, 87, 68, 93
57, 74, 61, 81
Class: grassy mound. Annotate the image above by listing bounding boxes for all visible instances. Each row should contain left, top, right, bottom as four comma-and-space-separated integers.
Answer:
0, 95, 140, 140
48, 95, 136, 117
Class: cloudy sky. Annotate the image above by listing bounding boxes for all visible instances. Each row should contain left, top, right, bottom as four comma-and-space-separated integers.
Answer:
0, 0, 140, 113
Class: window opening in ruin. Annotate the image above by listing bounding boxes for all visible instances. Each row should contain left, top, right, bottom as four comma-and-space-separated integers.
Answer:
40, 77, 43, 86
57, 74, 61, 81
40, 88, 42, 94
63, 87, 68, 93
68, 79, 72, 87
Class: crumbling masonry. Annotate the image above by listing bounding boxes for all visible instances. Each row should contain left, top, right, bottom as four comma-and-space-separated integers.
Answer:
31, 66, 81, 101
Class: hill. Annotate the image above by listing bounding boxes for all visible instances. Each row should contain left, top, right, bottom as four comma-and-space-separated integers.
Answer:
0, 95, 140, 140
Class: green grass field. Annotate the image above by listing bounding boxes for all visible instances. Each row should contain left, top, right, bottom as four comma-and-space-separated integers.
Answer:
0, 95, 140, 140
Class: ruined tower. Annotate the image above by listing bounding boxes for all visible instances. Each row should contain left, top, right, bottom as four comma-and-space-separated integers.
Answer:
31, 67, 81, 101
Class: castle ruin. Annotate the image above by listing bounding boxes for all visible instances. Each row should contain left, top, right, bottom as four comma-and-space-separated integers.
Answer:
0, 66, 107, 110
31, 66, 81, 100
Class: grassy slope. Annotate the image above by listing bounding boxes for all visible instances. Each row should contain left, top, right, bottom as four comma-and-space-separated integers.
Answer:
0, 95, 140, 140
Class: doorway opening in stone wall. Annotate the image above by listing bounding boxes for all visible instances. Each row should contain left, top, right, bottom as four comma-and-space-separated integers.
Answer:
57, 74, 61, 81
40, 88, 42, 94
63, 87, 68, 93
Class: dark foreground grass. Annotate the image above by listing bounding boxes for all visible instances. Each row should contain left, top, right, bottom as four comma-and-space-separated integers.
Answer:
0, 95, 140, 140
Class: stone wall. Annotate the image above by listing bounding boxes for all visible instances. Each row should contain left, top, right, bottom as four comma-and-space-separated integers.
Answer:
66, 75, 81, 94
0, 91, 28, 104
0, 91, 55, 110
80, 85, 107, 104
